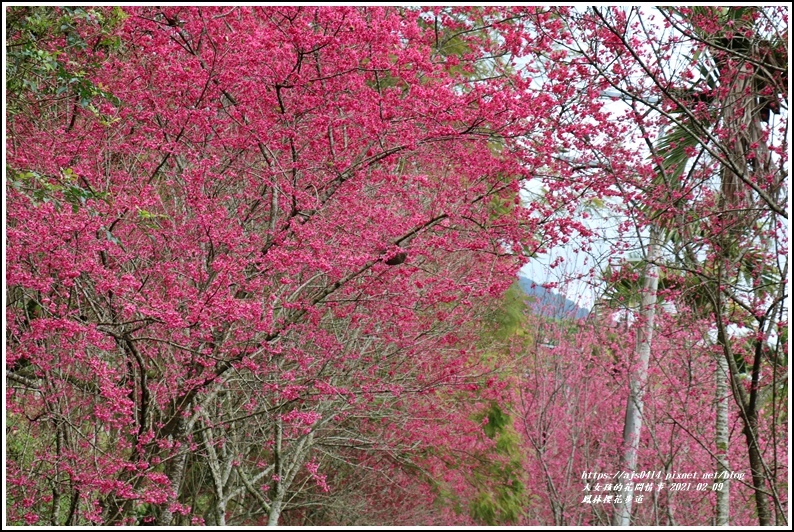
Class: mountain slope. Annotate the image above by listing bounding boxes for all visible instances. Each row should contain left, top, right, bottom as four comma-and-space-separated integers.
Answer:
517, 276, 589, 320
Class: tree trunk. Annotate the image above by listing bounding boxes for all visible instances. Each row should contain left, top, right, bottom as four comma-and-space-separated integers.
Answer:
157, 447, 188, 526
267, 500, 283, 527
612, 230, 660, 526
715, 50, 774, 525
714, 353, 730, 525
157, 416, 189, 527
714, 310, 772, 526
744, 413, 771, 525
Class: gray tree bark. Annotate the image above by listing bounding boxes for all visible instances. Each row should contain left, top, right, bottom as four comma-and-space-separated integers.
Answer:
612, 231, 659, 526
714, 354, 731, 525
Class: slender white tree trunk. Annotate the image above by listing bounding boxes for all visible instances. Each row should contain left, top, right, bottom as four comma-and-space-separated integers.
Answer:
612, 231, 659, 526
714, 353, 731, 525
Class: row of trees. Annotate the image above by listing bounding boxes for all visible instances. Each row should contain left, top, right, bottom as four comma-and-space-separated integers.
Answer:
5, 5, 787, 526
566, 7, 788, 526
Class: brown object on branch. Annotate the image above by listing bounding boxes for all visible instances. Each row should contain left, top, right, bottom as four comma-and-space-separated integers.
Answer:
384, 251, 407, 266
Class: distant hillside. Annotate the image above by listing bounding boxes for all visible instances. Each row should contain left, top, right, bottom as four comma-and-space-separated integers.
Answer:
517, 276, 589, 321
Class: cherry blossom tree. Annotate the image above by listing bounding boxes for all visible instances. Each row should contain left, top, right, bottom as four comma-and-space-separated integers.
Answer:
6, 6, 616, 525
537, 5, 787, 526
5, 5, 786, 527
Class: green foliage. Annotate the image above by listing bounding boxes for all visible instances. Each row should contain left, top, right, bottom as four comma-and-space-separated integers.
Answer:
362, 55, 410, 96
469, 403, 528, 525
655, 116, 704, 184
412, 7, 516, 85
6, 415, 35, 468
600, 258, 720, 312
6, 6, 125, 118
480, 283, 531, 343
428, 288, 532, 523
6, 415, 39, 526
600, 261, 649, 309
487, 188, 519, 220
8, 166, 109, 212
480, 402, 511, 439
